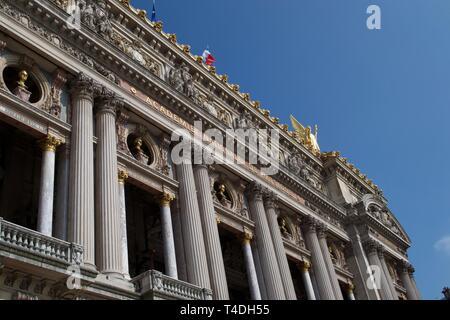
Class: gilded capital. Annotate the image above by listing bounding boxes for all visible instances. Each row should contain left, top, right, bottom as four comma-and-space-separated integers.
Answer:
301, 261, 311, 272
160, 193, 175, 207
39, 135, 62, 152
242, 227, 253, 244
348, 283, 355, 293
118, 169, 129, 184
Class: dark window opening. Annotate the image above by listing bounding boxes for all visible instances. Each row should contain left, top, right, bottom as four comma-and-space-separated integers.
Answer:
125, 183, 163, 278
0, 120, 41, 230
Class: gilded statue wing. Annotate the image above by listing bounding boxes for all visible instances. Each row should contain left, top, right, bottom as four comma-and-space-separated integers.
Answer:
290, 115, 307, 139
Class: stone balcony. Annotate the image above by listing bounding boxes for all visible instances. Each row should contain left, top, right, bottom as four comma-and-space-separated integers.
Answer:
0, 217, 83, 268
132, 270, 213, 300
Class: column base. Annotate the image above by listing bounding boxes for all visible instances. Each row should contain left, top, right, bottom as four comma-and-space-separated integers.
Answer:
95, 273, 136, 292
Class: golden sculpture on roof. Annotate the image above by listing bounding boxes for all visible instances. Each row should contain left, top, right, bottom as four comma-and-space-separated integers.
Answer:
290, 115, 321, 156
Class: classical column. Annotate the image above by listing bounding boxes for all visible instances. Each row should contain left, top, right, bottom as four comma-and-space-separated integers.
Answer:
175, 162, 211, 290
400, 262, 417, 300
95, 91, 123, 277
159, 192, 178, 279
54, 144, 70, 240
363, 240, 392, 300
241, 228, 262, 300
347, 283, 356, 300
251, 241, 268, 300
37, 135, 61, 236
303, 218, 335, 300
378, 248, 399, 300
193, 164, 229, 299
317, 225, 344, 300
300, 261, 316, 300
118, 169, 130, 279
68, 73, 96, 268
409, 267, 421, 300
246, 183, 285, 300
263, 192, 297, 300
171, 200, 188, 281
345, 224, 381, 300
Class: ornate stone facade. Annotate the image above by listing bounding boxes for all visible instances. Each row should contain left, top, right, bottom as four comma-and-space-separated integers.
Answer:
0, 0, 419, 300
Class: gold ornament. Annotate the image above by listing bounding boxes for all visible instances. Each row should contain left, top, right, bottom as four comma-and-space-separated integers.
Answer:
242, 228, 253, 244
168, 33, 177, 44
290, 115, 321, 156
182, 45, 191, 53
153, 21, 163, 32
160, 193, 175, 207
137, 9, 147, 20
17, 70, 28, 88
118, 170, 129, 184
39, 135, 62, 152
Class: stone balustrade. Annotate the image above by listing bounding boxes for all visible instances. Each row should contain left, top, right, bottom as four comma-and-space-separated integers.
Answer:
132, 270, 213, 300
0, 218, 83, 266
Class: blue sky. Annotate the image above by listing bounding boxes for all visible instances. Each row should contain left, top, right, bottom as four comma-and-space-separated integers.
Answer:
131, 0, 450, 299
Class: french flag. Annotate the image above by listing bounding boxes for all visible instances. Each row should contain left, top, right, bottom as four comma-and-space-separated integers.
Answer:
202, 48, 216, 66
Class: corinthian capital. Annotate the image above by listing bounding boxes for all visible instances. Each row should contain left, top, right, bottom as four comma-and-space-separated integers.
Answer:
400, 260, 412, 273
377, 245, 386, 259
39, 135, 62, 152
303, 215, 319, 233
316, 222, 329, 239
71, 72, 95, 97
96, 87, 124, 116
245, 182, 264, 201
362, 239, 378, 254
263, 190, 278, 210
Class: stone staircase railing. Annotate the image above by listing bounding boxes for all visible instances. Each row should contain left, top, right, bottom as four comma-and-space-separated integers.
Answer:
133, 270, 213, 300
0, 217, 83, 265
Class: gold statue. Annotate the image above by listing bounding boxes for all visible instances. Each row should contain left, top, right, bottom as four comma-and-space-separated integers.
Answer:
216, 184, 227, 202
17, 70, 28, 88
290, 115, 320, 155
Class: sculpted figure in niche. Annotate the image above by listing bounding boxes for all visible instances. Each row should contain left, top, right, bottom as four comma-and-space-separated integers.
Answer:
278, 217, 292, 238
96, 2, 114, 41
169, 64, 184, 93
132, 137, 149, 165
218, 109, 232, 127
203, 95, 217, 117
213, 182, 232, 208
235, 110, 252, 130
79, 0, 113, 41
369, 205, 381, 219
287, 152, 302, 176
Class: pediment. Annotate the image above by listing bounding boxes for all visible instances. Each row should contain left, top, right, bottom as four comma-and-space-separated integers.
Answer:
366, 203, 410, 243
